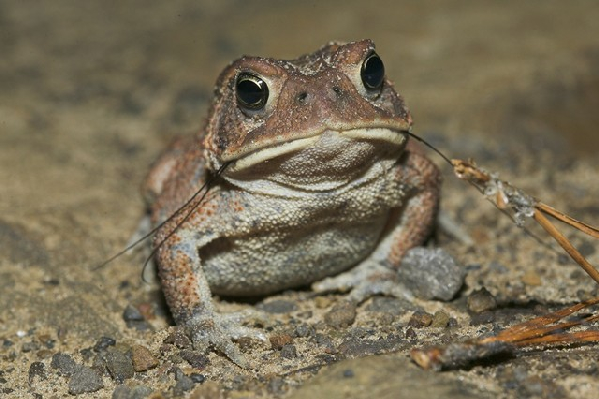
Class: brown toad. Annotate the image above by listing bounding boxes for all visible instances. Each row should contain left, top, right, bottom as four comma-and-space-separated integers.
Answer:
146, 40, 440, 367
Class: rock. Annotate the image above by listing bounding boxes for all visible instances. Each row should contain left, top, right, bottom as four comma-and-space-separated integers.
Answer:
468, 288, 498, 313
51, 353, 77, 376
190, 373, 206, 384
28, 362, 45, 384
270, 333, 294, 350
408, 311, 433, 328
397, 248, 466, 301
93, 337, 116, 352
164, 329, 191, 349
103, 350, 134, 383
112, 384, 153, 399
68, 366, 103, 395
131, 345, 158, 372
180, 350, 209, 369
174, 368, 194, 395
431, 310, 451, 328
324, 301, 356, 327
280, 344, 297, 359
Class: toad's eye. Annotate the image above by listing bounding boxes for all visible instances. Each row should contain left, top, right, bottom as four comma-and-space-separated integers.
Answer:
235, 73, 269, 111
361, 52, 385, 91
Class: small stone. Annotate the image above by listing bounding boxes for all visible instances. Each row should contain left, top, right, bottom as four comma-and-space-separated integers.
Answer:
468, 288, 498, 313
103, 350, 134, 383
180, 350, 209, 369
269, 333, 294, 350
28, 361, 46, 383
190, 373, 206, 384
408, 311, 433, 328
164, 329, 191, 349
51, 353, 77, 376
68, 366, 103, 395
431, 310, 451, 328
397, 248, 466, 301
174, 368, 194, 395
294, 324, 313, 338
131, 345, 158, 372
314, 333, 336, 354
280, 344, 297, 359
93, 336, 116, 352
342, 369, 354, 378
112, 384, 153, 399
323, 301, 356, 327
259, 299, 298, 313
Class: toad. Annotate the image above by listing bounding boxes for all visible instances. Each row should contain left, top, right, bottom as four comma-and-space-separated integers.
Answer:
145, 39, 440, 367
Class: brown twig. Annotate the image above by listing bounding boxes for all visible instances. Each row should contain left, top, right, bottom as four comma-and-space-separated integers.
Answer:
410, 158, 599, 371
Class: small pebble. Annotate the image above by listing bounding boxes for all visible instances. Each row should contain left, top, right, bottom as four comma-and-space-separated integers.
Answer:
180, 350, 209, 369
468, 288, 498, 313
28, 362, 45, 383
68, 366, 103, 395
342, 369, 354, 378
93, 337, 116, 352
164, 329, 191, 349
51, 353, 77, 376
323, 301, 356, 327
431, 310, 451, 328
280, 344, 297, 359
190, 373, 206, 384
112, 384, 153, 399
270, 333, 294, 350
131, 345, 158, 372
174, 368, 194, 394
397, 248, 466, 301
103, 350, 134, 383
408, 311, 433, 328
294, 324, 313, 338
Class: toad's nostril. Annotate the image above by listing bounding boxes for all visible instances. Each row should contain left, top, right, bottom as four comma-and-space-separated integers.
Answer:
297, 91, 308, 103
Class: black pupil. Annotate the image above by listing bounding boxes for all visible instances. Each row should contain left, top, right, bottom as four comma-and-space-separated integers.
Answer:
361, 53, 385, 90
236, 74, 268, 109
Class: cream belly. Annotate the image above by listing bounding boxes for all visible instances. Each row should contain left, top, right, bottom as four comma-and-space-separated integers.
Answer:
202, 215, 387, 296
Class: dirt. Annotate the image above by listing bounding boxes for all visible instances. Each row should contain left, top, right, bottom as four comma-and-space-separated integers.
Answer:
1, 1, 599, 398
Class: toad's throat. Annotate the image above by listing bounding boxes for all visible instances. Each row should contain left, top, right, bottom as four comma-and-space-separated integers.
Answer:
227, 127, 408, 173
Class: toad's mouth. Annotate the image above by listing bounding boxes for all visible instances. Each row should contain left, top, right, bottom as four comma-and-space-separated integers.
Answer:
226, 126, 409, 173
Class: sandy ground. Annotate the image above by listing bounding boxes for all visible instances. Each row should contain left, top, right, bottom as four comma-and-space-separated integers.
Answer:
1, 1, 599, 398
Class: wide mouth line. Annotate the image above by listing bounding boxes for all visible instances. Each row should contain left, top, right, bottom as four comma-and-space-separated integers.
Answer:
226, 125, 409, 173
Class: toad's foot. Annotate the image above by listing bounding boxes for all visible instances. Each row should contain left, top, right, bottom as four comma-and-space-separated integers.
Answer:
187, 309, 266, 369
312, 261, 413, 304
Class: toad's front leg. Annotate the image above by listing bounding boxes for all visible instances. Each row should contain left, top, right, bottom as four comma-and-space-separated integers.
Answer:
313, 143, 441, 301
154, 199, 264, 368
